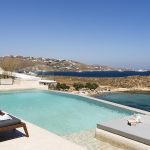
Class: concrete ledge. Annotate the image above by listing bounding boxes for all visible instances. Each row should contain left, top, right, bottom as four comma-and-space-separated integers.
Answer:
95, 128, 150, 150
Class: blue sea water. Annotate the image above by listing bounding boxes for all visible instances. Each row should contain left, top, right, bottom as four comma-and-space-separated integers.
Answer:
0, 90, 133, 135
96, 92, 150, 112
37, 71, 150, 77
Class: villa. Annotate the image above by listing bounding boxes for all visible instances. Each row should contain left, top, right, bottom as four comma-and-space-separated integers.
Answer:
0, 68, 56, 90
0, 0, 150, 149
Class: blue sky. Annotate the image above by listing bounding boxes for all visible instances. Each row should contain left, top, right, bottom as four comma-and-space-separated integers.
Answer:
0, 0, 150, 69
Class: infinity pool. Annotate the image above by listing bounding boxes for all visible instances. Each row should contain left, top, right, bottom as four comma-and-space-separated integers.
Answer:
0, 90, 133, 135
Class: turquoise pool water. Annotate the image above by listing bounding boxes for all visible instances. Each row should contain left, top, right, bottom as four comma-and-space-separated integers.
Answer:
0, 90, 133, 135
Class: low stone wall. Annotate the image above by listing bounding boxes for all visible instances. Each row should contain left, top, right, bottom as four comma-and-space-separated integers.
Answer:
0, 79, 48, 91
14, 79, 40, 86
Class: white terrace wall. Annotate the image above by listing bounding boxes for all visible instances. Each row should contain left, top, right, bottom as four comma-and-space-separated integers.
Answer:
14, 79, 39, 86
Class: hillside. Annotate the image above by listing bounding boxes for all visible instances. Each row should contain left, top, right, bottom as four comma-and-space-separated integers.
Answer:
0, 55, 129, 72
52, 76, 150, 91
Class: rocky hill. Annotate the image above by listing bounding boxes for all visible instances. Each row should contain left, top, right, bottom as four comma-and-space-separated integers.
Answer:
0, 55, 129, 72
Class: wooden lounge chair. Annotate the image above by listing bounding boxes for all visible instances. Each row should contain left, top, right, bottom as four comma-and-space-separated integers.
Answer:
0, 110, 29, 137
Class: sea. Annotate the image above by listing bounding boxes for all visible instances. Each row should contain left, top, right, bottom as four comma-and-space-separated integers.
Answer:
96, 92, 150, 112
36, 71, 150, 77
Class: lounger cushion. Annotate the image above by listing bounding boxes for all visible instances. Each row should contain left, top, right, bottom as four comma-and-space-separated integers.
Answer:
0, 115, 21, 128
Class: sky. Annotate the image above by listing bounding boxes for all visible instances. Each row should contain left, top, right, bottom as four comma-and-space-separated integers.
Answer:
0, 0, 150, 69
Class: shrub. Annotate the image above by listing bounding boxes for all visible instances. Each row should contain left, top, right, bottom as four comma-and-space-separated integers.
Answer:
73, 83, 84, 91
85, 82, 98, 90
56, 83, 70, 90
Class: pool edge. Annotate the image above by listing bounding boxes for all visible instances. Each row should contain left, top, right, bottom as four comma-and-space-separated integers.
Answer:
49, 90, 150, 116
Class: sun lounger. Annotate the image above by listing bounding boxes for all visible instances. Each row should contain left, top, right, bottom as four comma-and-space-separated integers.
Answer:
0, 110, 29, 137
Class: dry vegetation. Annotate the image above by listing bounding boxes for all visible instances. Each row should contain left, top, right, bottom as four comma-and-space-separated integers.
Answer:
50, 76, 150, 90
0, 56, 39, 72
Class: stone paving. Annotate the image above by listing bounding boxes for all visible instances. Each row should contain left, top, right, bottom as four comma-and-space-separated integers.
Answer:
0, 122, 84, 150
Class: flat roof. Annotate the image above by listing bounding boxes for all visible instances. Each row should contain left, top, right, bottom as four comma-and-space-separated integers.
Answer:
39, 80, 56, 83
97, 114, 150, 146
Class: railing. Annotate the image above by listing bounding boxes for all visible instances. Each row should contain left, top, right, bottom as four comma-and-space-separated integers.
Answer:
0, 78, 14, 85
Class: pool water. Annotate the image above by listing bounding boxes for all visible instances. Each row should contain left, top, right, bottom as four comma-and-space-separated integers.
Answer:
0, 90, 133, 135
96, 92, 150, 112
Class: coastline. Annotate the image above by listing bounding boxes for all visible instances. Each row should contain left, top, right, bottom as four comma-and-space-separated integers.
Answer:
46, 75, 150, 96
61, 87, 150, 97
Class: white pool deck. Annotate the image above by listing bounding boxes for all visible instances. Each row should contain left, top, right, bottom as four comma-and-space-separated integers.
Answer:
1, 121, 84, 150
